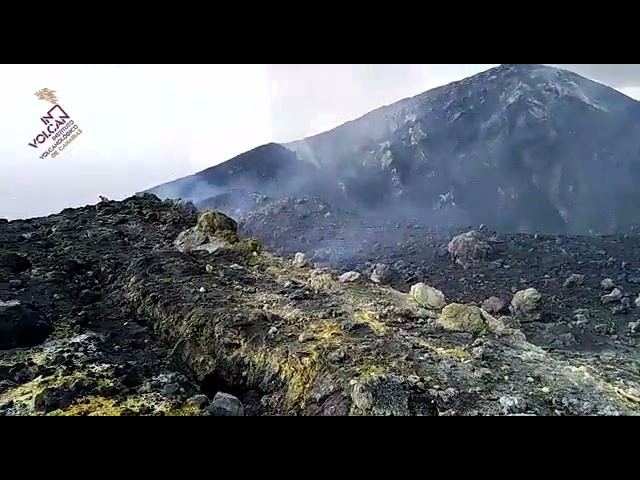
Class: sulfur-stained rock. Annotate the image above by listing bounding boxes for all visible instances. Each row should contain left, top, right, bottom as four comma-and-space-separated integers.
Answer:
437, 303, 487, 334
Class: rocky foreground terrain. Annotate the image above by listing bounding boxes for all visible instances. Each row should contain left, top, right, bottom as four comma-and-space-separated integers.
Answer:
2, 194, 640, 416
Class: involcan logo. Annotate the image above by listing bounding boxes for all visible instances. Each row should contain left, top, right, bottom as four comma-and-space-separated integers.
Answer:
28, 88, 83, 159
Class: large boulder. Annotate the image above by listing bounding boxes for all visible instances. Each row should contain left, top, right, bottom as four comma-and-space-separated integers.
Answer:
206, 392, 244, 416
0, 301, 52, 349
370, 263, 392, 284
410, 283, 446, 310
292, 252, 310, 268
447, 230, 493, 268
437, 303, 487, 334
174, 228, 228, 254
174, 211, 238, 254
1, 253, 32, 273
437, 303, 511, 336
196, 211, 237, 235
510, 288, 542, 322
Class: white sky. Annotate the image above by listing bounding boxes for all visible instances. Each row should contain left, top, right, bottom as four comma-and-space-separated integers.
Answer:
1, 64, 638, 220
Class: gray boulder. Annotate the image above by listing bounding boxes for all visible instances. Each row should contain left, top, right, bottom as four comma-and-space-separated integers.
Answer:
206, 392, 244, 416
410, 283, 446, 310
510, 288, 542, 322
447, 230, 493, 269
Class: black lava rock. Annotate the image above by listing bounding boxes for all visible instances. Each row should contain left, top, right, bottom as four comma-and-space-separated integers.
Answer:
0, 302, 53, 349
1, 253, 32, 273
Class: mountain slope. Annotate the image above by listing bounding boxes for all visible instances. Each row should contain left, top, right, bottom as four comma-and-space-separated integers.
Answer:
147, 64, 640, 235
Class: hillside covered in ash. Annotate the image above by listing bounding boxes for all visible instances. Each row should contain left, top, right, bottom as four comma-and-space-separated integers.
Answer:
2, 195, 640, 416
148, 63, 640, 238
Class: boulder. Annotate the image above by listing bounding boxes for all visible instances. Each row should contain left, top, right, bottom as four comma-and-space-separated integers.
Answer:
0, 301, 52, 349
447, 230, 493, 268
481, 296, 506, 314
510, 288, 542, 322
339, 271, 361, 283
601, 288, 623, 305
601, 278, 615, 291
437, 303, 487, 334
292, 252, 310, 268
410, 283, 446, 310
370, 263, 392, 284
174, 227, 227, 254
196, 211, 237, 235
1, 253, 32, 273
564, 274, 585, 288
186, 394, 210, 410
206, 392, 244, 416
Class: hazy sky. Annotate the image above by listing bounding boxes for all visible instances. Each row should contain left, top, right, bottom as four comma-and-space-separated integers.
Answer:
1, 64, 639, 220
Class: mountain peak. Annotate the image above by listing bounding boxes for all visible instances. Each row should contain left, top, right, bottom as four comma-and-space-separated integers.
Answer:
148, 63, 640, 235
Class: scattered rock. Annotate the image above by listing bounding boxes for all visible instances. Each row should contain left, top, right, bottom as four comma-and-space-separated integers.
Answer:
601, 288, 623, 305
309, 269, 333, 292
161, 382, 182, 397
327, 347, 347, 363
298, 331, 315, 342
370, 263, 392, 284
292, 252, 310, 268
34, 378, 91, 413
611, 304, 628, 315
554, 332, 577, 347
79, 289, 100, 305
499, 395, 527, 414
481, 296, 505, 314
573, 314, 589, 326
187, 394, 210, 410
601, 278, 615, 291
635, 295, 640, 309
563, 274, 585, 288
499, 315, 520, 329
510, 288, 542, 322
206, 392, 244, 416
447, 230, 493, 268
410, 283, 446, 310
339, 271, 361, 283
350, 382, 373, 411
